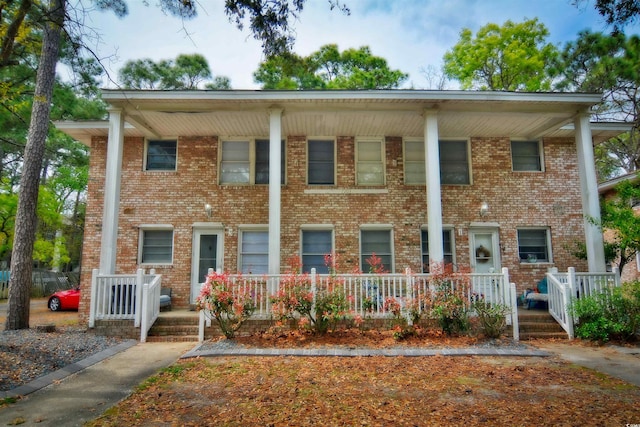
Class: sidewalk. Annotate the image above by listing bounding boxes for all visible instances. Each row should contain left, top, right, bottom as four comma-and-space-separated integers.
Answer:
0, 341, 194, 427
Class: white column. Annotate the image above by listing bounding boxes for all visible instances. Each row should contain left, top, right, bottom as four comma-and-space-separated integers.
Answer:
99, 108, 124, 274
268, 108, 283, 274
424, 111, 444, 266
575, 113, 606, 271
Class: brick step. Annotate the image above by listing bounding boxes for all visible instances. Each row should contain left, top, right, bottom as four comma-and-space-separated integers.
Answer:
518, 314, 559, 324
519, 322, 566, 333
152, 316, 200, 326
146, 335, 201, 342
519, 331, 569, 340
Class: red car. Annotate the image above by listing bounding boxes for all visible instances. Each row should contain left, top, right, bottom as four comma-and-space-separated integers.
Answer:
48, 287, 80, 311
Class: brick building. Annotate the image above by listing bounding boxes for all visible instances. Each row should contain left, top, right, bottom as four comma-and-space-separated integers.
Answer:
56, 90, 627, 318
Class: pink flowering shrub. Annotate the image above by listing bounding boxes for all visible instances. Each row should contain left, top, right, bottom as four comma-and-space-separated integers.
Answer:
196, 271, 257, 339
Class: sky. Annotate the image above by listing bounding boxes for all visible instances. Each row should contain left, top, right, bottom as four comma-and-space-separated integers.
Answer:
78, 0, 640, 90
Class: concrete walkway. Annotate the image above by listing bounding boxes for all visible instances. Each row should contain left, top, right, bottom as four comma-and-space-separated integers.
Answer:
0, 341, 194, 427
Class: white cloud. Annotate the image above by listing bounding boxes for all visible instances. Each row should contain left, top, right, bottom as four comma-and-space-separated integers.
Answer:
85, 0, 639, 90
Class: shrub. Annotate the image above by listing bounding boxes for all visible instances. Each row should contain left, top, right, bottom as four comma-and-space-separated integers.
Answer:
429, 263, 471, 336
570, 281, 640, 343
472, 300, 509, 338
196, 271, 257, 339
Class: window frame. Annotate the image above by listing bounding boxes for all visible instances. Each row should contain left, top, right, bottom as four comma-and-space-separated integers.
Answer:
144, 139, 178, 171
360, 226, 394, 273
356, 138, 385, 186
301, 227, 334, 274
307, 138, 336, 185
517, 228, 552, 263
238, 227, 269, 274
139, 225, 174, 265
511, 139, 544, 172
219, 137, 286, 185
403, 138, 426, 185
420, 227, 455, 273
439, 139, 471, 185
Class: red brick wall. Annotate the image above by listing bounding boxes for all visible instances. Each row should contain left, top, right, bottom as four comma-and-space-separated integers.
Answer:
78, 134, 589, 320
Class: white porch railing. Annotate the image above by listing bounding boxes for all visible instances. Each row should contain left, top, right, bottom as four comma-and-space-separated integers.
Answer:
547, 267, 620, 339
90, 268, 162, 342
198, 267, 520, 341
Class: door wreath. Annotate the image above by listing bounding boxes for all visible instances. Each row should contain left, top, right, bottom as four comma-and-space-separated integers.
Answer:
475, 245, 491, 262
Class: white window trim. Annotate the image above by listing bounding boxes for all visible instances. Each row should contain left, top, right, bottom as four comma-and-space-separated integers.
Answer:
300, 227, 335, 273
143, 139, 178, 172
359, 225, 395, 273
420, 225, 456, 272
403, 138, 425, 185
138, 224, 174, 266
439, 138, 472, 186
356, 138, 386, 186
306, 137, 337, 186
510, 138, 545, 172
238, 225, 269, 275
517, 227, 553, 264
218, 137, 286, 185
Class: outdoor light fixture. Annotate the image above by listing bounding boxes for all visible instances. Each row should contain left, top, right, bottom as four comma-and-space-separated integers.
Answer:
204, 203, 212, 219
480, 202, 489, 217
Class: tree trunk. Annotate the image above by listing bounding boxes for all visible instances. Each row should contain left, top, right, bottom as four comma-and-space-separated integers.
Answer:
5, 0, 65, 330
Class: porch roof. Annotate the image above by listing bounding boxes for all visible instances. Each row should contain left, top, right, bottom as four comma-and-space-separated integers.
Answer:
55, 89, 628, 145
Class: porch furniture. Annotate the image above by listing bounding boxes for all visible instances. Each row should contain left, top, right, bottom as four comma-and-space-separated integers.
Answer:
525, 277, 548, 309
160, 288, 172, 311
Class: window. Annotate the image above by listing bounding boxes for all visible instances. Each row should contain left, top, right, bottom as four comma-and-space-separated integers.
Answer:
145, 140, 177, 171
439, 140, 470, 185
356, 139, 384, 185
361, 229, 393, 273
404, 140, 425, 185
220, 139, 285, 184
239, 230, 268, 274
517, 229, 550, 263
421, 229, 454, 272
140, 229, 173, 264
308, 140, 335, 185
512, 140, 542, 171
302, 230, 332, 273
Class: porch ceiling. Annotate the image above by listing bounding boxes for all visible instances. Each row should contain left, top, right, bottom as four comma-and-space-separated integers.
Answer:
56, 90, 629, 145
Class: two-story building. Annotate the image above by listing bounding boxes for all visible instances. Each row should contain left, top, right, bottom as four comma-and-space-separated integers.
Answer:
56, 90, 627, 319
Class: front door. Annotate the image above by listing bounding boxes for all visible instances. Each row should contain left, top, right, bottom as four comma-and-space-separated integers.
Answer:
470, 229, 501, 273
191, 229, 223, 304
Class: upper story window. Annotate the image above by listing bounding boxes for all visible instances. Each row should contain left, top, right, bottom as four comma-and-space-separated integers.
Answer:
239, 229, 268, 274
421, 229, 454, 273
140, 227, 173, 264
360, 228, 393, 273
301, 229, 333, 273
308, 139, 335, 185
517, 228, 551, 263
512, 140, 543, 172
145, 140, 177, 171
404, 140, 425, 185
220, 139, 285, 185
440, 140, 470, 185
356, 139, 385, 185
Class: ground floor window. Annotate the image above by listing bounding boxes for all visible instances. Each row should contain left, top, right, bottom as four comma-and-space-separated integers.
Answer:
421, 229, 454, 272
360, 229, 393, 273
239, 230, 268, 274
140, 228, 173, 264
517, 228, 550, 263
302, 230, 333, 273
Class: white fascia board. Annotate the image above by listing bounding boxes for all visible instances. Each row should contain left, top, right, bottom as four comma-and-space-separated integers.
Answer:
101, 89, 604, 105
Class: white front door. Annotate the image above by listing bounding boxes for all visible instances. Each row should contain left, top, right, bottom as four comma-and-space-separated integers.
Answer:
469, 229, 501, 273
191, 228, 223, 304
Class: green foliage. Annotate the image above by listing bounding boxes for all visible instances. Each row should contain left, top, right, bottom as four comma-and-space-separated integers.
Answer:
593, 176, 640, 275
553, 31, 639, 180
254, 44, 408, 89
118, 53, 230, 90
196, 271, 257, 339
569, 281, 640, 342
429, 263, 471, 336
443, 18, 558, 91
472, 301, 509, 338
